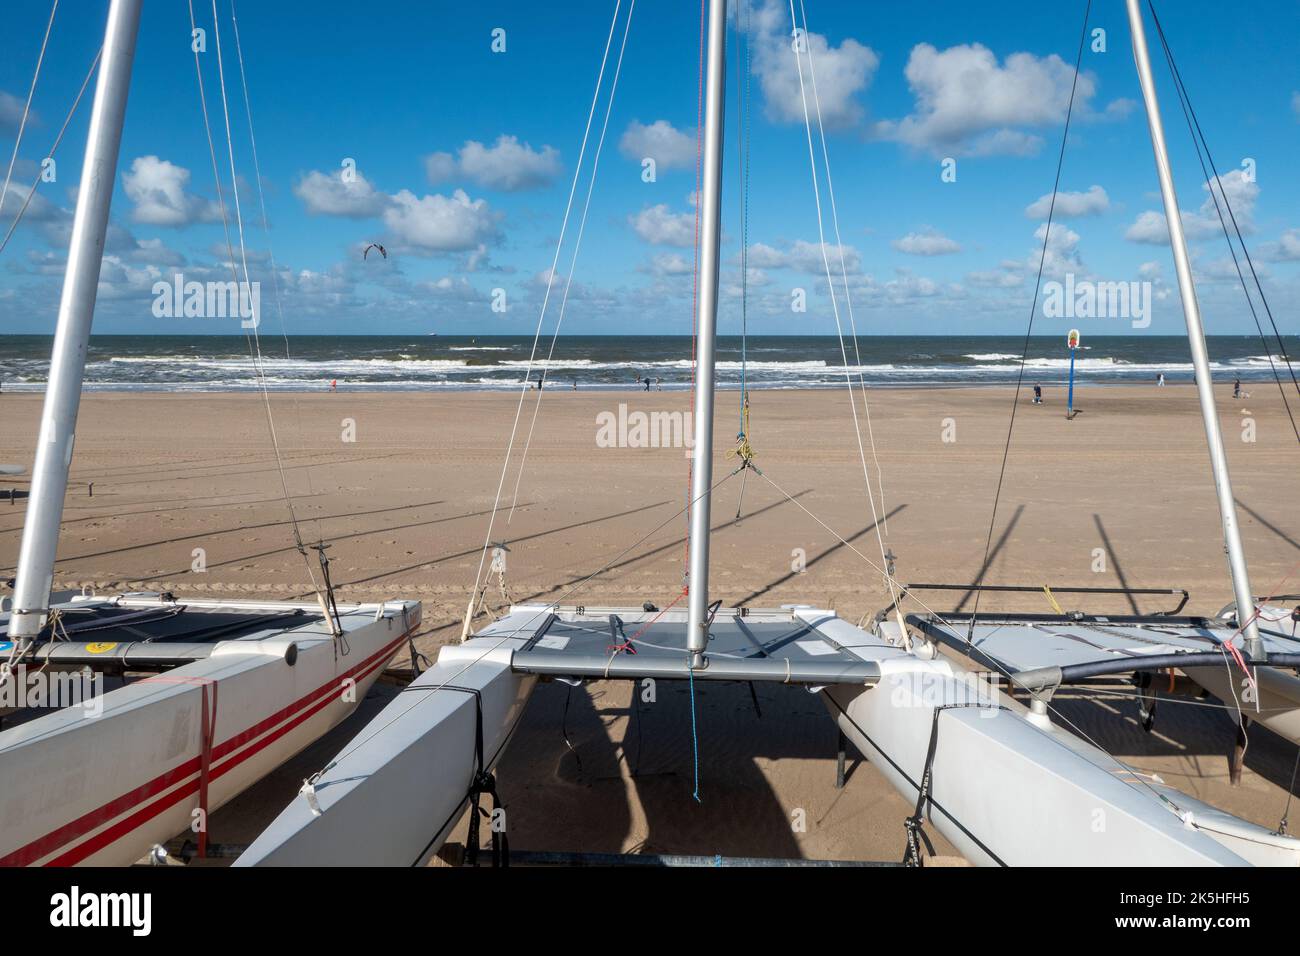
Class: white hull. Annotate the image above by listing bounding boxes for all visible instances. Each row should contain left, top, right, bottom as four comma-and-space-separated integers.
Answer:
1192, 604, 1300, 746
0, 594, 419, 866
239, 604, 1300, 867
813, 611, 1299, 867
1182, 663, 1300, 747
236, 616, 537, 866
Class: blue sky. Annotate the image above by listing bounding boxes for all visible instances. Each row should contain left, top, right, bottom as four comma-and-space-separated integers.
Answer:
1, 0, 1297, 336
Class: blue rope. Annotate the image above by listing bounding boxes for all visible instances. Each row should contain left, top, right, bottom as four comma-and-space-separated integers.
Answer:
688, 665, 702, 802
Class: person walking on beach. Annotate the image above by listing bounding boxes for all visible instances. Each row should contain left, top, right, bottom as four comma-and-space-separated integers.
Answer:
537, 374, 544, 391
1233, 378, 1241, 399
644, 377, 651, 391
1032, 383, 1043, 405
330, 379, 337, 392
1157, 372, 1165, 387
655, 377, 662, 391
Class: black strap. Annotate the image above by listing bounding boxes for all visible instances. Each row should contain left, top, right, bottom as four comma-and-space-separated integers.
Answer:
903, 707, 943, 868
440, 685, 509, 868
901, 703, 1009, 866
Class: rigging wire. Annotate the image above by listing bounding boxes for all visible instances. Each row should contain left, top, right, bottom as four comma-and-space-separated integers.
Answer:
748, 462, 1201, 822
505, 0, 637, 522
731, 0, 754, 518
796, 0, 889, 535
1146, 0, 1300, 444
0, 44, 101, 257
188, 0, 329, 612
967, 0, 1093, 637
229, 0, 326, 542
462, 0, 626, 638
320, 467, 744, 772
0, 0, 57, 227
787, 0, 899, 614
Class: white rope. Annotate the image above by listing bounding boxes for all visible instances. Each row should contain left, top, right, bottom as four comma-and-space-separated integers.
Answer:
190, 0, 327, 608
796, 0, 888, 535
748, 463, 1195, 819
228, 0, 324, 543
0, 43, 100, 257
787, 0, 899, 616
327, 466, 740, 770
506, 0, 637, 523
0, 0, 57, 227
462, 0, 625, 639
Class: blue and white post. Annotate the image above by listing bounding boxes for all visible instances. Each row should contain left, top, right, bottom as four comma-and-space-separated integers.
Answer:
1065, 328, 1080, 420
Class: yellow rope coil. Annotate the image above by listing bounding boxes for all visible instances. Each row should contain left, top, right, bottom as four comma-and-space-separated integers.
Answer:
726, 396, 756, 463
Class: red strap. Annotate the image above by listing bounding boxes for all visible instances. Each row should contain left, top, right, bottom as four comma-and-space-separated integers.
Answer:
141, 675, 217, 857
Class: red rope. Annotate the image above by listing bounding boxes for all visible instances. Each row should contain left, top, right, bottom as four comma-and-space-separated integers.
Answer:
1221, 558, 1300, 680
621, 590, 686, 650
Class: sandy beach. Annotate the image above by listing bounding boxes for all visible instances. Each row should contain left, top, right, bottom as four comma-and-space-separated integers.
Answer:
1, 383, 1297, 862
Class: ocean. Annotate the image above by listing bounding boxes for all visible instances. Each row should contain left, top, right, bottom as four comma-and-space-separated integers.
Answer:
1, 334, 1295, 393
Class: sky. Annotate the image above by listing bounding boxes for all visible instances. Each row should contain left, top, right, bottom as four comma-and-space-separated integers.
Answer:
0, 0, 1297, 337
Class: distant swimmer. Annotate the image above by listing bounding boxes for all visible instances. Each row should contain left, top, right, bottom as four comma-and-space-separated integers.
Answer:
1032, 383, 1043, 404
362, 242, 387, 261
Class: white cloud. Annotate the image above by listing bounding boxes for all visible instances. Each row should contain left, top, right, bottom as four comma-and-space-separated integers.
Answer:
967, 267, 1023, 288
1125, 169, 1258, 245
892, 228, 961, 256
293, 169, 389, 217
1259, 228, 1300, 262
1276, 229, 1300, 261
293, 167, 500, 257
747, 1, 878, 129
122, 156, 219, 226
788, 239, 861, 274
629, 204, 694, 246
1034, 221, 1082, 276
743, 239, 861, 274
619, 120, 695, 170
0, 90, 32, 133
647, 252, 693, 276
382, 189, 499, 252
425, 135, 561, 191
415, 275, 487, 303
746, 242, 787, 268
876, 43, 1114, 157
1195, 255, 1270, 282
0, 179, 60, 224
95, 256, 164, 300
1025, 185, 1109, 219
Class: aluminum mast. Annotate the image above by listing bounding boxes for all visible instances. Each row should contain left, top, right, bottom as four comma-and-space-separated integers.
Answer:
684, 0, 728, 669
8, 0, 143, 640
1125, 0, 1262, 656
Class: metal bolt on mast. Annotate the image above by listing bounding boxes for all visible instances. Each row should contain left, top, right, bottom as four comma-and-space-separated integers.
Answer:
8, 0, 143, 641
1125, 0, 1262, 657
685, 0, 728, 670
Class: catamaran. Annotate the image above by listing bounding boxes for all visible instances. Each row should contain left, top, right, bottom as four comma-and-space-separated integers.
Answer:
238, 0, 1300, 867
0, 0, 421, 866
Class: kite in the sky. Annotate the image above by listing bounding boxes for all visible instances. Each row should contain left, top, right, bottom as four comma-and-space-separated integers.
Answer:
363, 242, 387, 261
